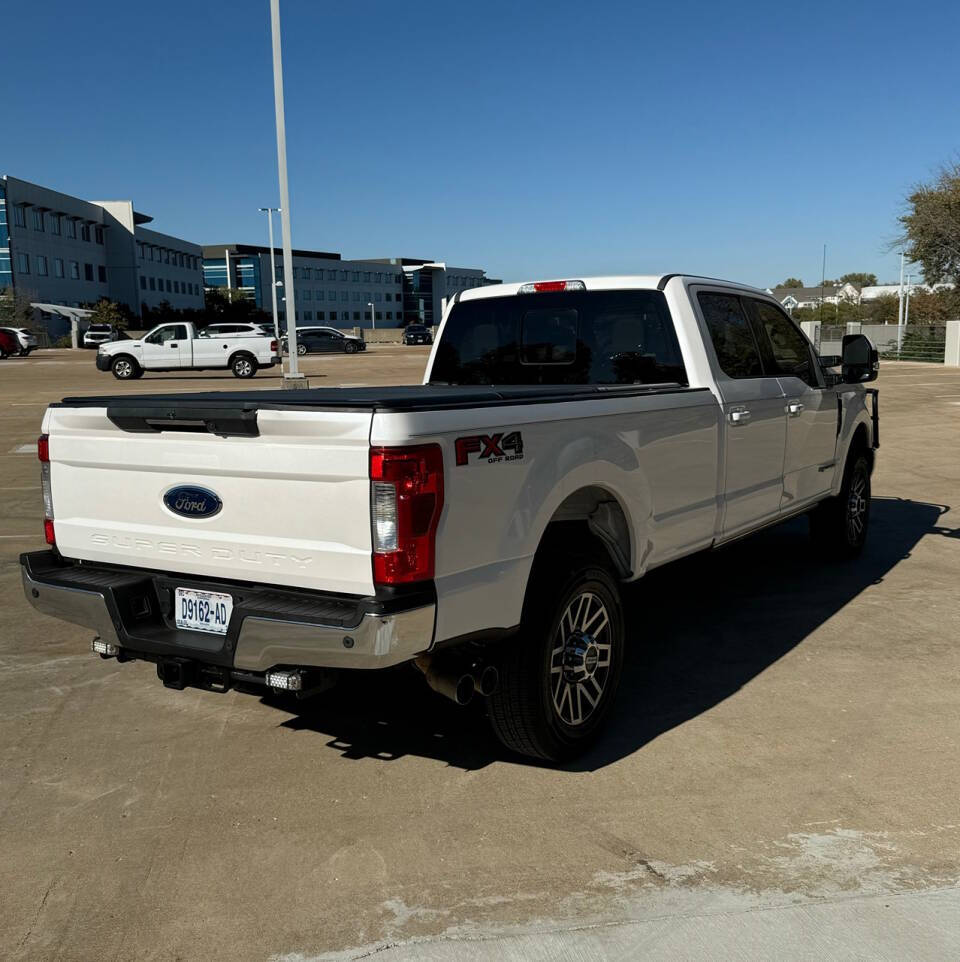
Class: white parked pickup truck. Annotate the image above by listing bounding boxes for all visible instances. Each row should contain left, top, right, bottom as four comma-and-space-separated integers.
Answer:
23, 275, 879, 761
94, 321, 280, 379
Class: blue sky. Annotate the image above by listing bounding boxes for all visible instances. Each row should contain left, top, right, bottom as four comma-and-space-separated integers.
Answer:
4, 0, 958, 286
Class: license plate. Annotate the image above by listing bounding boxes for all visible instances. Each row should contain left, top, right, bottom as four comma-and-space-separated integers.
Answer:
175, 587, 233, 635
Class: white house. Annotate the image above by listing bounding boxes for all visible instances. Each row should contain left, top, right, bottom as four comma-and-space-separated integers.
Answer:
766, 283, 860, 311
859, 282, 954, 301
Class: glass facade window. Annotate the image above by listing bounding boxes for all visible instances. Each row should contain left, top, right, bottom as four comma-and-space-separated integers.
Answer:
80, 224, 91, 242
54, 258, 64, 278
353, 311, 360, 321
173, 280, 180, 293
37, 255, 48, 276
302, 267, 311, 279
84, 263, 94, 281
339, 270, 348, 281
327, 270, 336, 280
149, 277, 156, 290
32, 208, 44, 231
50, 213, 61, 235
316, 311, 325, 321
0, 186, 11, 289
140, 275, 146, 290
17, 252, 30, 274
316, 290, 324, 301
13, 204, 26, 228
340, 291, 348, 302
95, 227, 104, 244
66, 218, 76, 239
363, 272, 370, 282
137, 242, 144, 258
303, 311, 313, 321
351, 271, 360, 282
70, 261, 80, 279
166, 279, 172, 292
98, 265, 107, 283
293, 267, 300, 279
302, 289, 311, 300
328, 290, 336, 301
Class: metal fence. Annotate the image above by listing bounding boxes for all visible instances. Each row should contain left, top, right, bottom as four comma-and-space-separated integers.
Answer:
811, 323, 948, 363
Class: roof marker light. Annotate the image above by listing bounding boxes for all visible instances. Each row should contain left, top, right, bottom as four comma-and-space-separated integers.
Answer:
518, 280, 586, 294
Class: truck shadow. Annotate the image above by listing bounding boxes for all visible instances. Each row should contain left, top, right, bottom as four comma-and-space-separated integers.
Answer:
274, 497, 952, 770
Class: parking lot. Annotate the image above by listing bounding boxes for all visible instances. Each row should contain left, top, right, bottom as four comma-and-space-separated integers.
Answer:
2, 350, 959, 959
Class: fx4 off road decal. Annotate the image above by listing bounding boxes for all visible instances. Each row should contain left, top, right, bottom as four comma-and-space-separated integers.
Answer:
455, 431, 524, 466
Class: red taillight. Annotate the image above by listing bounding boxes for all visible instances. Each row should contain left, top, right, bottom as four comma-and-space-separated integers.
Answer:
518, 279, 587, 294
44, 519, 56, 545
39, 434, 55, 545
370, 444, 444, 585
38, 434, 49, 462
270, 339, 278, 353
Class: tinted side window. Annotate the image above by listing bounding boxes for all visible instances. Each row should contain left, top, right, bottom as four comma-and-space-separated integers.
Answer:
430, 290, 686, 386
748, 299, 818, 387
697, 292, 764, 379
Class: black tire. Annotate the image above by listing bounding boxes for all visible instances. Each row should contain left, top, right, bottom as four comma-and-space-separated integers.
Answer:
230, 353, 257, 378
488, 552, 625, 762
809, 447, 871, 558
111, 355, 139, 380
344, 341, 358, 354
297, 343, 307, 356
131, 366, 145, 379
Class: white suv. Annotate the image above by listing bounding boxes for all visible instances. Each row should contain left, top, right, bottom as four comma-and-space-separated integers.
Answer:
82, 324, 118, 349
200, 322, 273, 338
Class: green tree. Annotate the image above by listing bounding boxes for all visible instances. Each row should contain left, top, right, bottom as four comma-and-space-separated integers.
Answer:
779, 277, 804, 288
202, 287, 269, 324
0, 286, 36, 328
839, 272, 878, 288
88, 298, 134, 331
898, 161, 960, 284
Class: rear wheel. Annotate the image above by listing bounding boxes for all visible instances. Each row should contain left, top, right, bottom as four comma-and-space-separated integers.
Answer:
111, 355, 139, 380
230, 353, 257, 378
297, 343, 308, 356
488, 552, 624, 762
809, 447, 871, 557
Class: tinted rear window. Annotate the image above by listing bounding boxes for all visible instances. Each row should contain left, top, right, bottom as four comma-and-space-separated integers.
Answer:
430, 290, 686, 386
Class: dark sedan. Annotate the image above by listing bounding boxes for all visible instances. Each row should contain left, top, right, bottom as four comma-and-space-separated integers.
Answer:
293, 328, 365, 355
403, 324, 433, 345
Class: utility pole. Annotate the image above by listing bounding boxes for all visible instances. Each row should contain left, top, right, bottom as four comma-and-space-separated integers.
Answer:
269, 0, 302, 381
819, 243, 826, 323
259, 206, 282, 372
897, 252, 905, 327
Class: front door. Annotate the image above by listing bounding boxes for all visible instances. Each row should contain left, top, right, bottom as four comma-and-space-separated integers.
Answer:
745, 298, 839, 508
695, 290, 787, 539
141, 324, 190, 368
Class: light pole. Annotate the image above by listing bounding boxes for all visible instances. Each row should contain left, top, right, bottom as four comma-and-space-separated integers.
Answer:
258, 206, 282, 369
897, 252, 905, 329
367, 301, 376, 330
269, 0, 301, 381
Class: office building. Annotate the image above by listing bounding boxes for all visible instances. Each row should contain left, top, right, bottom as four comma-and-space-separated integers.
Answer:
203, 245, 498, 328
1, 175, 204, 330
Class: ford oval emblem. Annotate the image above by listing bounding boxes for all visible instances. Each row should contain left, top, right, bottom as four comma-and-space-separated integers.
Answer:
163, 485, 222, 519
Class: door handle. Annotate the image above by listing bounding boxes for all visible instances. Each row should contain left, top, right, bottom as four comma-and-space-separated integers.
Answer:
169, 342, 178, 348
728, 408, 751, 425
787, 402, 804, 417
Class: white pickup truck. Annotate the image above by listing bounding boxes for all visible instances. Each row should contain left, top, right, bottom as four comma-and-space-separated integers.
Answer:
94, 321, 280, 379
23, 275, 879, 761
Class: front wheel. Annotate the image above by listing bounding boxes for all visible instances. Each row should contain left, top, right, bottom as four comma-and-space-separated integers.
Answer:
231, 354, 257, 378
809, 449, 871, 557
344, 341, 358, 354
111, 356, 139, 380
488, 554, 625, 762
296, 343, 307, 356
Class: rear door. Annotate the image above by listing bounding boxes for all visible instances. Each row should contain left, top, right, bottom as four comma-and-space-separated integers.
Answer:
746, 298, 838, 507
141, 324, 190, 368
695, 290, 787, 539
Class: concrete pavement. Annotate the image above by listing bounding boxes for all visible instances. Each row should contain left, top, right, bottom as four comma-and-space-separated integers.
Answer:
1, 350, 958, 960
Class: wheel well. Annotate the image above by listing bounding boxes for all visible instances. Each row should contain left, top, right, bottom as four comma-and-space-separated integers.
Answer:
849, 422, 874, 472
229, 350, 255, 366
112, 353, 137, 366
535, 486, 631, 579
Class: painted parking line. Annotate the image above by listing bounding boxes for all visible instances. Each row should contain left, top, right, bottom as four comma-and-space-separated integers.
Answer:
9, 444, 36, 454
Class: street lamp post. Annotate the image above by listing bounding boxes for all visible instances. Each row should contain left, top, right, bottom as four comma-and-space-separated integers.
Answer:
367, 301, 376, 330
258, 206, 282, 371
269, 0, 301, 381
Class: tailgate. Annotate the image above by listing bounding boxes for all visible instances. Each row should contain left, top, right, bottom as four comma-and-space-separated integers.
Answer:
44, 403, 375, 596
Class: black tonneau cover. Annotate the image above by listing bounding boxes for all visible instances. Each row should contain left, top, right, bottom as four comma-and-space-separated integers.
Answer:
58, 382, 694, 416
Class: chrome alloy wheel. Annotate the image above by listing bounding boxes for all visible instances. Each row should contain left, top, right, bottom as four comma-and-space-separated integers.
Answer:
114, 358, 133, 378
550, 591, 613, 727
235, 357, 253, 376
847, 464, 869, 542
